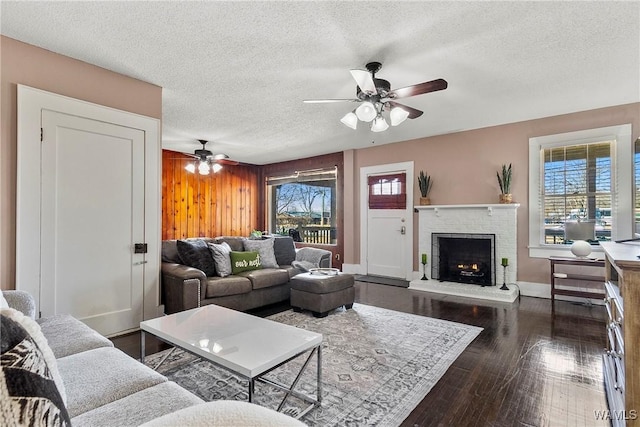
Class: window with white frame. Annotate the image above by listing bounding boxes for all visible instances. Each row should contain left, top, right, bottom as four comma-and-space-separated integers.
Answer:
528, 124, 633, 258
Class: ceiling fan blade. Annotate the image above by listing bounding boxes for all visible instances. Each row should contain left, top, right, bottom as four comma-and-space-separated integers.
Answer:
387, 101, 423, 119
216, 158, 239, 166
350, 69, 377, 95
389, 78, 448, 99
303, 99, 359, 103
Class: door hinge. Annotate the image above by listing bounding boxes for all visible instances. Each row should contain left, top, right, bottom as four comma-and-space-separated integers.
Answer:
39, 311, 42, 318
40, 128, 43, 142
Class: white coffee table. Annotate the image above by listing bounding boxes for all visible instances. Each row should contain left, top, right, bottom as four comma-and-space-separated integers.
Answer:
140, 304, 322, 418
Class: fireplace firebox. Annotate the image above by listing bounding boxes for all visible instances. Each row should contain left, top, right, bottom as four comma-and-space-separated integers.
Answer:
431, 233, 496, 286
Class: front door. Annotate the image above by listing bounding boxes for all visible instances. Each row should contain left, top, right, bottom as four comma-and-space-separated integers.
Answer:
362, 162, 414, 280
40, 110, 146, 336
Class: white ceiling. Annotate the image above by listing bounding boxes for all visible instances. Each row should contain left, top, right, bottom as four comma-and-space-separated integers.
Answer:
2, 1, 639, 165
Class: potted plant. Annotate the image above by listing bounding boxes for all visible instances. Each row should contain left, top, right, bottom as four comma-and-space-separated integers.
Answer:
418, 170, 433, 205
496, 163, 513, 204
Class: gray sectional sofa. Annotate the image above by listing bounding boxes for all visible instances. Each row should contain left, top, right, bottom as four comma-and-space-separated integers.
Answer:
1, 290, 305, 426
161, 235, 332, 314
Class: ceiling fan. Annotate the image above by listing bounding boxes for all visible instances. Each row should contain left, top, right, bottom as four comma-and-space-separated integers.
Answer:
183, 140, 238, 175
304, 61, 447, 132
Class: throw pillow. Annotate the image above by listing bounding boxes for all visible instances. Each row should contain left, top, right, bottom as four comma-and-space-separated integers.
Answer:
1, 309, 71, 426
229, 251, 262, 275
272, 236, 296, 266
207, 242, 233, 277
242, 238, 279, 269
176, 239, 216, 277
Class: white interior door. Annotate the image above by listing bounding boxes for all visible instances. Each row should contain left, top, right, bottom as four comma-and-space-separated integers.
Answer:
40, 110, 145, 336
361, 162, 414, 280
367, 209, 407, 277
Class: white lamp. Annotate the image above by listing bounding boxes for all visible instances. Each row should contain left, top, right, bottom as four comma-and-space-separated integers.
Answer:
340, 111, 358, 129
390, 106, 410, 126
212, 163, 223, 173
564, 221, 595, 258
185, 163, 196, 173
355, 102, 377, 122
371, 116, 389, 132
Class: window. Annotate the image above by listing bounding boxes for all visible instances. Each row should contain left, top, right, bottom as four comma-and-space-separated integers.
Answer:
529, 124, 633, 258
368, 173, 406, 209
542, 142, 612, 244
267, 168, 337, 244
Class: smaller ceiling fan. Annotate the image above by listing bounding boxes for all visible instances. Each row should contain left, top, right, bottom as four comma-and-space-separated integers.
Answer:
304, 61, 447, 132
183, 140, 238, 175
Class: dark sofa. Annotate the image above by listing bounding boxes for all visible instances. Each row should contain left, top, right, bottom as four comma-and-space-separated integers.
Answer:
161, 236, 332, 314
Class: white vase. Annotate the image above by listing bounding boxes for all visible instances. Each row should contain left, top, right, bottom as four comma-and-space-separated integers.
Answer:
570, 240, 592, 258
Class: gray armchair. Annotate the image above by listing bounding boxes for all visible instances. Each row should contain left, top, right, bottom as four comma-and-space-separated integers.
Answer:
2, 290, 37, 319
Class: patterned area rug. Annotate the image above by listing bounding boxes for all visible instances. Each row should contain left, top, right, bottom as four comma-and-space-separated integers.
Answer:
144, 304, 482, 426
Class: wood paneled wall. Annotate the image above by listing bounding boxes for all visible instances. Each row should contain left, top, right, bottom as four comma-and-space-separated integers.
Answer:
162, 150, 260, 240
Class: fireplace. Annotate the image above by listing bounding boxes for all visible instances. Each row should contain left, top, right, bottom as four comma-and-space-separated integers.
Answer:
431, 233, 496, 286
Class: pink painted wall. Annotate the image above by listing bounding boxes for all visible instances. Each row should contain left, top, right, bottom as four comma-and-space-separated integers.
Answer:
345, 103, 640, 284
0, 36, 162, 290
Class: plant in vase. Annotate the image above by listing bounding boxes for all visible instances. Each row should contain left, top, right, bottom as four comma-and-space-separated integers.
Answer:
496, 163, 513, 204
418, 170, 433, 205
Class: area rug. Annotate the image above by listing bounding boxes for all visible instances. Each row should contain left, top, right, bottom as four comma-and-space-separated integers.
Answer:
144, 304, 482, 426
355, 275, 410, 288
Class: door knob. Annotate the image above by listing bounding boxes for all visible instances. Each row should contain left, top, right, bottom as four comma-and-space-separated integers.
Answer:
400, 226, 406, 235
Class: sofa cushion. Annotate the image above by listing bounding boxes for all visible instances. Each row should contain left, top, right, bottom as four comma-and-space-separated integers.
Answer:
273, 236, 297, 266
207, 241, 233, 277
238, 268, 290, 290
57, 347, 167, 417
230, 251, 262, 274
177, 239, 216, 277
213, 236, 245, 252
160, 240, 181, 263
38, 314, 113, 358
205, 276, 252, 298
70, 382, 203, 427
243, 238, 279, 268
1, 308, 71, 426
139, 400, 306, 427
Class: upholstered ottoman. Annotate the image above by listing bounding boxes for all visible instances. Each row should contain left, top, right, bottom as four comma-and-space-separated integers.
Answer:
290, 272, 355, 317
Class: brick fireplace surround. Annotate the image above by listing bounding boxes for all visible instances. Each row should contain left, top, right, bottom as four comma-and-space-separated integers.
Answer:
410, 204, 520, 303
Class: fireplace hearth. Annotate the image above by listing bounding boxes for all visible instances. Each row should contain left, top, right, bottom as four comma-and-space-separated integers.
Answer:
431, 233, 496, 286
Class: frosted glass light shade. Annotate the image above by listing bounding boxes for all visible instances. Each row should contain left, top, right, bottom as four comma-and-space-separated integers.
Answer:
212, 163, 223, 173
198, 161, 210, 175
355, 102, 376, 122
371, 116, 389, 132
390, 107, 410, 126
340, 112, 358, 129
185, 163, 196, 173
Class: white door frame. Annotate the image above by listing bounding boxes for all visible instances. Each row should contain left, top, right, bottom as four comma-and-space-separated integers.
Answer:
359, 161, 414, 280
16, 85, 162, 323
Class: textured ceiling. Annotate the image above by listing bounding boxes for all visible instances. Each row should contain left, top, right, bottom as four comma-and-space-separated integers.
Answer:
2, 1, 639, 165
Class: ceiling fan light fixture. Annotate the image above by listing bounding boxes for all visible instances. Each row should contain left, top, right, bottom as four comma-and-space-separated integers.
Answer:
390, 106, 410, 126
198, 161, 210, 175
355, 102, 377, 122
213, 153, 228, 160
371, 116, 389, 132
212, 163, 223, 173
185, 163, 196, 173
340, 111, 358, 129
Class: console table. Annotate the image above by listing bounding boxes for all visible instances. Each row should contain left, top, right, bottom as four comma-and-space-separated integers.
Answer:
601, 242, 640, 425
548, 257, 605, 302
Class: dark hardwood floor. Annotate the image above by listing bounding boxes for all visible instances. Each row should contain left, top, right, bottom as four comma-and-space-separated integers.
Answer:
112, 282, 608, 427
